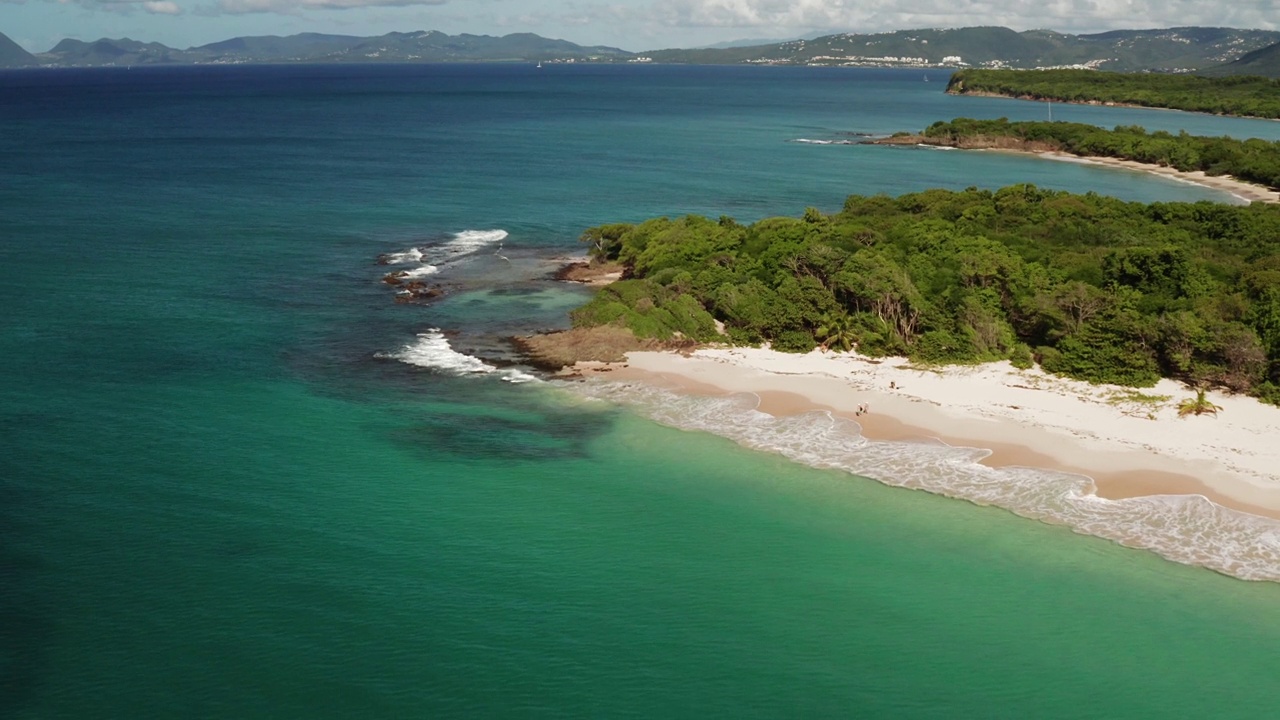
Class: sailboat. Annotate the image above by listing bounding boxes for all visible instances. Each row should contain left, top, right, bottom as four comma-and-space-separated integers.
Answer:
536, 61, 543, 69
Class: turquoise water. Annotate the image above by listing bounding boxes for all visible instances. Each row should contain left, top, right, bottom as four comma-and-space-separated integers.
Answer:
4, 64, 1280, 718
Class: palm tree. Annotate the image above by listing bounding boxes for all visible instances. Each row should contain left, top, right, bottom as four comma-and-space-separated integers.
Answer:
816, 311, 857, 353
1177, 388, 1223, 418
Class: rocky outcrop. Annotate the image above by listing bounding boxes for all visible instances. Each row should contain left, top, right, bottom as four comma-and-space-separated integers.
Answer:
553, 260, 625, 286
866, 134, 1063, 152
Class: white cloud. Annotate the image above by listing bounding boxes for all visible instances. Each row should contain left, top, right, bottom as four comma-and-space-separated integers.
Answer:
215, 0, 446, 13
48, 0, 185, 13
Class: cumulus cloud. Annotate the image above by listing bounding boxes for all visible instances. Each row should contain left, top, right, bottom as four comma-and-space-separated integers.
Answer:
142, 0, 181, 12
215, 0, 445, 13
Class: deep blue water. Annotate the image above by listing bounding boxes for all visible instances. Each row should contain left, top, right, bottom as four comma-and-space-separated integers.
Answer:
5, 64, 1280, 718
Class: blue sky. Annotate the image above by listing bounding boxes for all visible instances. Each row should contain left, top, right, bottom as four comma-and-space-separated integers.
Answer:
3, 0, 1279, 54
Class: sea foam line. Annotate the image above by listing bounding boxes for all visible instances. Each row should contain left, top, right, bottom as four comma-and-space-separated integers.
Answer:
568, 379, 1280, 582
791, 138, 858, 145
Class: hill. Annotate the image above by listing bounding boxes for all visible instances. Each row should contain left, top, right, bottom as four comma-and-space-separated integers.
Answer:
11, 26, 1280, 71
44, 37, 190, 66
0, 31, 35, 67
644, 26, 1280, 72
27, 30, 630, 67
1204, 41, 1280, 77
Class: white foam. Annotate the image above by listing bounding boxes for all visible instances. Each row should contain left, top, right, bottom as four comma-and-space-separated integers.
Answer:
444, 229, 509, 256
791, 138, 856, 145
502, 369, 540, 384
567, 380, 1280, 583
379, 330, 541, 384
401, 265, 440, 279
383, 247, 425, 264
382, 229, 509, 277
379, 330, 494, 374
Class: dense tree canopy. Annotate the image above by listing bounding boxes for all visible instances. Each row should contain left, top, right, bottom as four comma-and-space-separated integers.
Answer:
574, 187, 1280, 404
948, 69, 1280, 119
919, 117, 1280, 190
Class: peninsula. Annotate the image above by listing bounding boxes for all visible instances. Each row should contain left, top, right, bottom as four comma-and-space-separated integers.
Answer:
871, 118, 1280, 201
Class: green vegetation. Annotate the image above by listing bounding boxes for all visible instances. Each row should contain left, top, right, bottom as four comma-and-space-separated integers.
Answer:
574, 187, 1280, 403
947, 69, 1280, 119
1177, 388, 1224, 417
919, 117, 1280, 191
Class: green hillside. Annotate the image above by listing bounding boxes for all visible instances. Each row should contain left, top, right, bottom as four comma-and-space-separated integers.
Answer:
1205, 41, 1280, 78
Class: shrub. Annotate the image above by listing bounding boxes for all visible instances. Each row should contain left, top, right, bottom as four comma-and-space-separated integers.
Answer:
771, 329, 818, 353
1009, 343, 1035, 369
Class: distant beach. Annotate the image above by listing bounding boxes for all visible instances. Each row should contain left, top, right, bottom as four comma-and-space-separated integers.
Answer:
1035, 151, 1280, 204
871, 134, 1280, 204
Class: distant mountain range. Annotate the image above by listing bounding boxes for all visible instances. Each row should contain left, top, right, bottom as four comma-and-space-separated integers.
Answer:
3, 26, 1280, 76
0, 30, 631, 68
644, 26, 1280, 74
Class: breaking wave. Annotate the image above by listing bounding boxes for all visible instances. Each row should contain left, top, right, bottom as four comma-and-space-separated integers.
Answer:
378, 330, 538, 383
791, 138, 859, 145
568, 380, 1280, 582
401, 265, 441, 279
382, 247, 425, 264
440, 229, 508, 259
380, 229, 509, 276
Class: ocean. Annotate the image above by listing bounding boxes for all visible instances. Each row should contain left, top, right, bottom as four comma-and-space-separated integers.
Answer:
4, 63, 1280, 718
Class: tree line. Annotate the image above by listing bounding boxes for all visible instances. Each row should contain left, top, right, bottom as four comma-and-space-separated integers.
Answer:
947, 69, 1280, 119
574, 187, 1280, 404
917, 117, 1280, 191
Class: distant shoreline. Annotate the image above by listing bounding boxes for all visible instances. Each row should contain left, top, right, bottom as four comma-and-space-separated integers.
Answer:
870, 135, 1280, 203
947, 88, 1280, 123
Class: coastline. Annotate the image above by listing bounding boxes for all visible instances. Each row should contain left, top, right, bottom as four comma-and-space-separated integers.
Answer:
948, 89, 1279, 123
569, 347, 1280, 579
874, 136, 1280, 204
1034, 151, 1280, 204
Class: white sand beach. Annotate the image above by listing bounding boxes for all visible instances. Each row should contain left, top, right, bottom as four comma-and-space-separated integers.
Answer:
1037, 152, 1280, 204
572, 347, 1280, 579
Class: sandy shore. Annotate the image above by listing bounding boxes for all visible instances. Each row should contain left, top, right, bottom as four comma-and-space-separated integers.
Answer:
1036, 152, 1280, 204
877, 135, 1280, 204
581, 348, 1280, 521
